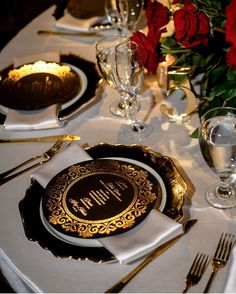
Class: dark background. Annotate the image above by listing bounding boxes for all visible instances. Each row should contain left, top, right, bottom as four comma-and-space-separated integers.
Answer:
0, 0, 55, 51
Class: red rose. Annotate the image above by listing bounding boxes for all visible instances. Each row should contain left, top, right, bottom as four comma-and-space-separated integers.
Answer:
173, 4, 210, 48
147, 24, 164, 49
145, 0, 169, 29
131, 31, 158, 74
226, 0, 236, 48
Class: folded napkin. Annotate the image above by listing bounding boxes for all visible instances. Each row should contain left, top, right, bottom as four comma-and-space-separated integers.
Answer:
56, 12, 108, 32
223, 244, 236, 292
31, 143, 183, 264
0, 248, 42, 293
4, 52, 62, 131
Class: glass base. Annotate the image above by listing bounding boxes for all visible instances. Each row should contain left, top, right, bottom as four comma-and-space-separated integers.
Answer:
205, 182, 236, 209
124, 121, 153, 141
110, 99, 140, 118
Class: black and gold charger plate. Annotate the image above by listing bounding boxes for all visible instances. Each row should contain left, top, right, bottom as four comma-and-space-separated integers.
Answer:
42, 158, 160, 241
0, 53, 101, 124
19, 143, 194, 263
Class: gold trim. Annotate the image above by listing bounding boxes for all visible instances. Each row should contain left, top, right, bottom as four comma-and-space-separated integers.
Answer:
44, 159, 159, 238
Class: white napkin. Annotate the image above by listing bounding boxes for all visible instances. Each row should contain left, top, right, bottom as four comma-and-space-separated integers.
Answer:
3, 52, 62, 131
56, 11, 107, 32
31, 143, 183, 264
223, 244, 236, 292
0, 248, 42, 293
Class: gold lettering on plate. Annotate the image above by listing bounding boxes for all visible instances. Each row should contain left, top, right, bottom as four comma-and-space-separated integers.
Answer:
90, 190, 106, 205
80, 198, 93, 210
99, 180, 122, 202
74, 180, 127, 216
46, 160, 158, 238
68, 198, 87, 216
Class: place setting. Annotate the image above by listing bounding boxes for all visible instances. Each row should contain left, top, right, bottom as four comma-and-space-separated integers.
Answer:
0, 51, 101, 131
18, 141, 194, 264
40, 0, 114, 39
2, 0, 236, 293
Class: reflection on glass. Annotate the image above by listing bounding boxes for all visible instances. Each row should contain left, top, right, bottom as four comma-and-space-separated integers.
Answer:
199, 106, 236, 209
96, 35, 132, 117
105, 0, 128, 34
115, 40, 153, 140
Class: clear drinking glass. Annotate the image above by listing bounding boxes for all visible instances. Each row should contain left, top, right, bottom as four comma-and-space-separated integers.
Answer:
96, 35, 132, 117
199, 106, 236, 208
126, 0, 144, 33
105, 0, 128, 34
115, 40, 153, 140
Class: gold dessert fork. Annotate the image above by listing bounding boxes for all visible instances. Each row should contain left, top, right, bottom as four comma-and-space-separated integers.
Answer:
0, 139, 67, 186
183, 252, 209, 293
204, 233, 236, 293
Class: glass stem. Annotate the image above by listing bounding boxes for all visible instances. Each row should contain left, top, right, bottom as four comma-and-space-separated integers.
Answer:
118, 92, 131, 111
217, 176, 233, 198
127, 95, 144, 132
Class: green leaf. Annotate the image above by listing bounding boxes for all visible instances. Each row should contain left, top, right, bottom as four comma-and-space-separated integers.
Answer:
190, 128, 199, 138
227, 68, 236, 80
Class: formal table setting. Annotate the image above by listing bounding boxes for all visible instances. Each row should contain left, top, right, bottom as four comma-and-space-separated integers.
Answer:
0, 0, 236, 293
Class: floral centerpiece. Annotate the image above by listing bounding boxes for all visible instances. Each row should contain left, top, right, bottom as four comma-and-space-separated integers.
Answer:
132, 0, 236, 120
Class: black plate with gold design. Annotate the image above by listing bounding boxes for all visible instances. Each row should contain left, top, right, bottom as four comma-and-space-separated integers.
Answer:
19, 143, 194, 263
42, 159, 160, 240
0, 54, 101, 123
0, 61, 82, 110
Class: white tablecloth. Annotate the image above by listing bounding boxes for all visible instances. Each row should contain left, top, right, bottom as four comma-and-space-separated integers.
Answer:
0, 5, 235, 293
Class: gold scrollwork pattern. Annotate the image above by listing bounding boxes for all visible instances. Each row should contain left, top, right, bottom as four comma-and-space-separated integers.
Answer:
44, 160, 158, 238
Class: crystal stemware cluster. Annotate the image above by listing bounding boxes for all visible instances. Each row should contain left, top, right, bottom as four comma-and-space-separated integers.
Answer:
95, 0, 153, 140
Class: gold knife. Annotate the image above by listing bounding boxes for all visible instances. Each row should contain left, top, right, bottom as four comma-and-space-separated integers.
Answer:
37, 30, 103, 37
0, 135, 81, 143
105, 219, 197, 293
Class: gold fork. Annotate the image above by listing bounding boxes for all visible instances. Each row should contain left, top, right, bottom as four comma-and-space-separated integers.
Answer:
204, 233, 236, 293
183, 252, 209, 293
0, 139, 66, 186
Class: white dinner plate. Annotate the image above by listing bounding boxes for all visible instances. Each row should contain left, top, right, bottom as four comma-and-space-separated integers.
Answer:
39, 157, 167, 248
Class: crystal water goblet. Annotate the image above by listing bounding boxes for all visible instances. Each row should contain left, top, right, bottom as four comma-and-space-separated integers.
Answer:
199, 106, 236, 208
96, 34, 133, 117
105, 0, 128, 34
115, 40, 153, 140
126, 0, 144, 33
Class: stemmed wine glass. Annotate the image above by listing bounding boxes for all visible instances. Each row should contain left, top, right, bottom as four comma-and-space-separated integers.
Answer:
96, 34, 132, 117
126, 0, 144, 33
199, 106, 236, 209
105, 0, 144, 35
105, 0, 128, 34
115, 40, 153, 140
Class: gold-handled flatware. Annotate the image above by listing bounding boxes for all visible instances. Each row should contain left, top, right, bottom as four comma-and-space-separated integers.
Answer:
37, 30, 103, 37
105, 219, 197, 293
204, 233, 236, 293
0, 139, 70, 186
183, 252, 209, 293
0, 135, 80, 143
